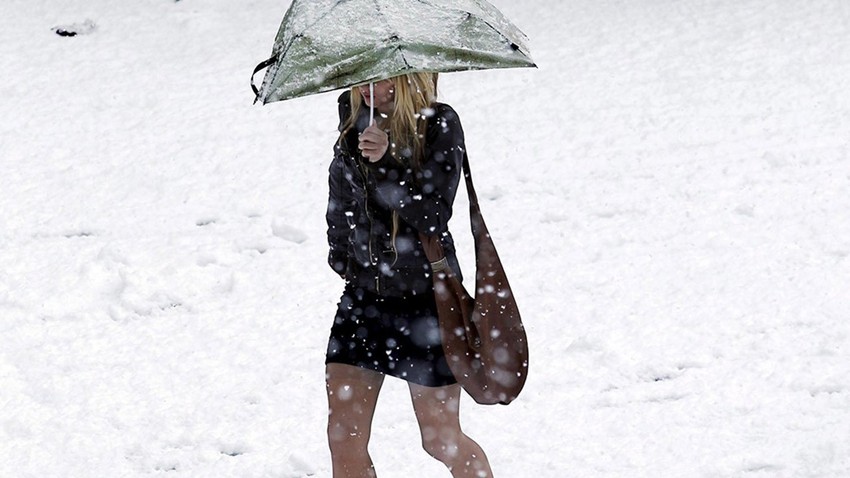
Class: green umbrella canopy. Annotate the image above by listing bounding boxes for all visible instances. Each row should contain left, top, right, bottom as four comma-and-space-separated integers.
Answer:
253, 0, 536, 104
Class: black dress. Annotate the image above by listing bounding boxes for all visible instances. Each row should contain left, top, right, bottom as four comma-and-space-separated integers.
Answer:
324, 91, 466, 387
326, 284, 456, 387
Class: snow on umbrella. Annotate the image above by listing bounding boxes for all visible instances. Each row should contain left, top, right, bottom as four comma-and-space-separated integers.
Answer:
251, 0, 536, 105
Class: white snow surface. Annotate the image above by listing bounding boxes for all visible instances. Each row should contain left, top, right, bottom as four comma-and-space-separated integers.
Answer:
2, 0, 850, 477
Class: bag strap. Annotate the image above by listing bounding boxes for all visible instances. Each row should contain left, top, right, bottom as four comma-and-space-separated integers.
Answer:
460, 152, 486, 242
251, 56, 277, 104
419, 152, 483, 267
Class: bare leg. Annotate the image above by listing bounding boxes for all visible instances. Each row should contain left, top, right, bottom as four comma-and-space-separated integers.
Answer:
409, 383, 494, 478
326, 363, 385, 478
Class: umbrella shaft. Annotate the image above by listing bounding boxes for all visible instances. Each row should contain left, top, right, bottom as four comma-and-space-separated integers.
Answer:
369, 82, 374, 125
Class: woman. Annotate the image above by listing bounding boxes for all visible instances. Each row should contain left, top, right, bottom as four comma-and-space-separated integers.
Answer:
324, 73, 493, 478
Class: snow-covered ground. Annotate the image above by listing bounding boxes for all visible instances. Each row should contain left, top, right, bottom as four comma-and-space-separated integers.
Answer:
2, 0, 850, 476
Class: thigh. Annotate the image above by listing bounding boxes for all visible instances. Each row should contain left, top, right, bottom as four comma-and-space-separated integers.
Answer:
326, 363, 385, 432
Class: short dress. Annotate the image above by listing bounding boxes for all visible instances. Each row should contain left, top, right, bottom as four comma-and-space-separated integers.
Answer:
325, 284, 457, 387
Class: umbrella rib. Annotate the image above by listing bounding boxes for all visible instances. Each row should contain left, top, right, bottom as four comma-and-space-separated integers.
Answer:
265, 1, 356, 98
370, 0, 414, 75
269, 3, 341, 68
411, 0, 530, 54
371, 0, 397, 46
282, 1, 353, 53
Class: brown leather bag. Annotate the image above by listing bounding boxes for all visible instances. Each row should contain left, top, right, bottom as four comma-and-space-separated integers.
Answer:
419, 153, 529, 405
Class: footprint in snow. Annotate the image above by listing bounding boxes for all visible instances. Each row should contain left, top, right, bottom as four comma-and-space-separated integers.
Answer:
63, 230, 96, 238
216, 438, 250, 457
52, 19, 96, 37
733, 204, 755, 217
481, 185, 506, 201
289, 452, 317, 475
272, 219, 308, 244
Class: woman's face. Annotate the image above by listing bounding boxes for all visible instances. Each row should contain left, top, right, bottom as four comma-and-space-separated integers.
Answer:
358, 79, 395, 115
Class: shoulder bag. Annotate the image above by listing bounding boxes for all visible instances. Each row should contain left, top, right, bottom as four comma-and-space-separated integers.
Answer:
419, 153, 529, 405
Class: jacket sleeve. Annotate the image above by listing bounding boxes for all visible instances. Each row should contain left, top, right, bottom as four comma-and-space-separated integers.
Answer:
326, 93, 355, 275
366, 105, 464, 236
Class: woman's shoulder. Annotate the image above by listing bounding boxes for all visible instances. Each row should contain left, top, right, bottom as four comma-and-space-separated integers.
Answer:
426, 102, 464, 138
430, 102, 459, 119
336, 90, 353, 131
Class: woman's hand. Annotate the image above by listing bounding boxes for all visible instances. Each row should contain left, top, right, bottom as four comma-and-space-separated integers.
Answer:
358, 120, 389, 163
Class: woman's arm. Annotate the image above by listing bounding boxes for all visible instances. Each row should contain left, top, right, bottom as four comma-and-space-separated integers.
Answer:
326, 152, 354, 276
366, 106, 465, 236
326, 93, 356, 276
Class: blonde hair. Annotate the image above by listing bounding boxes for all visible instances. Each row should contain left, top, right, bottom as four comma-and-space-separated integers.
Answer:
341, 72, 439, 168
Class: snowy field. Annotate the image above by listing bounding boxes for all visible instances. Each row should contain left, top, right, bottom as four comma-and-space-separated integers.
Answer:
2, 0, 850, 477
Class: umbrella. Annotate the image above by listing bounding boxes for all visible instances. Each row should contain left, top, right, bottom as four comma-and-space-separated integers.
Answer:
251, 0, 536, 108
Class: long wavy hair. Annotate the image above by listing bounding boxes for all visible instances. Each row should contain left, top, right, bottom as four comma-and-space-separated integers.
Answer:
340, 72, 439, 169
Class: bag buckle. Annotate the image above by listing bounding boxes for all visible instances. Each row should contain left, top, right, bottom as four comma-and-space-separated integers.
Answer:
430, 257, 449, 272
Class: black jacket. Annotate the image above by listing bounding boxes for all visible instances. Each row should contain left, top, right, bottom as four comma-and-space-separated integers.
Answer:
326, 91, 465, 297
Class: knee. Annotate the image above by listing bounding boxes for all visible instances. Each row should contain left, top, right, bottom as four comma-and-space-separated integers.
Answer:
421, 432, 462, 464
421, 431, 491, 475
328, 417, 370, 454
